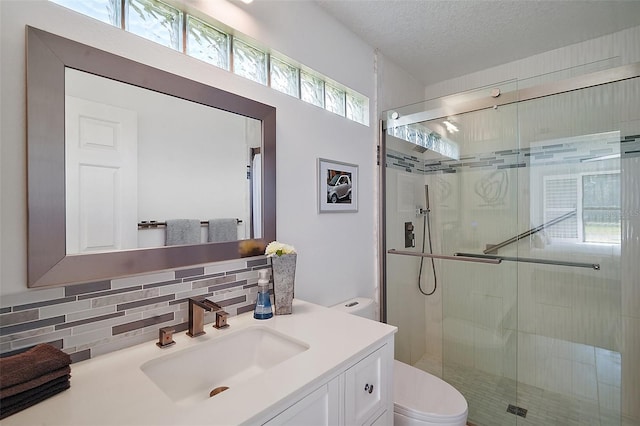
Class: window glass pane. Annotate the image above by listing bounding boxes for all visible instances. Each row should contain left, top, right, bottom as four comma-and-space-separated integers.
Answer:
233, 39, 267, 85
346, 93, 368, 125
325, 84, 346, 116
52, 0, 121, 26
582, 173, 620, 208
270, 57, 299, 97
56, 0, 370, 126
186, 16, 229, 70
301, 72, 324, 108
126, 0, 182, 50
582, 173, 621, 243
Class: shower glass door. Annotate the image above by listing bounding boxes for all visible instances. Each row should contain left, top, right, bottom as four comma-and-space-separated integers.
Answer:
384, 81, 521, 425
383, 67, 637, 425
508, 76, 626, 426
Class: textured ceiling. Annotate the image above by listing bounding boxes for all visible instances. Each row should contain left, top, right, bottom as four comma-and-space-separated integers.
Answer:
315, 0, 640, 87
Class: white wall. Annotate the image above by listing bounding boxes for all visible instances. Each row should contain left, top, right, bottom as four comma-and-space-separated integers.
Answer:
0, 0, 4, 290
0, 0, 381, 306
376, 51, 428, 116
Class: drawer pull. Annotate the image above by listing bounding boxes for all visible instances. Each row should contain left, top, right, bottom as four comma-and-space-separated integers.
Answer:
364, 383, 374, 394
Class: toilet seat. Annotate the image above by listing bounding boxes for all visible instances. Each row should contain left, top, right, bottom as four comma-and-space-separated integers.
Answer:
393, 360, 468, 424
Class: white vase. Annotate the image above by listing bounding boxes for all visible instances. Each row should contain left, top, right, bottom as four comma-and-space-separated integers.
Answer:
270, 254, 296, 315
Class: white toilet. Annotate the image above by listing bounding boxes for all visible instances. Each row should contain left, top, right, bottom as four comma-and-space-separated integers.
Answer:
332, 298, 468, 426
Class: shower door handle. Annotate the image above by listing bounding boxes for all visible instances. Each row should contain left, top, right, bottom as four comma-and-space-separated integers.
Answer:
387, 249, 502, 265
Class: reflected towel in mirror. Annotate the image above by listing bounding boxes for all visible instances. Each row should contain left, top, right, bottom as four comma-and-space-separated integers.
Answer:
208, 218, 238, 243
166, 219, 201, 246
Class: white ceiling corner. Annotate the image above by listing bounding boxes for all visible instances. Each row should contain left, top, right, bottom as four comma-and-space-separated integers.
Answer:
314, 0, 640, 87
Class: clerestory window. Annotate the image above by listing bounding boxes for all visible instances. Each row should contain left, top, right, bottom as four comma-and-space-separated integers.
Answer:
51, 0, 370, 126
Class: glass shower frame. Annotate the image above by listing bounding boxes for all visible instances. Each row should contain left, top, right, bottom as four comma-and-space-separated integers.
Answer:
380, 62, 640, 425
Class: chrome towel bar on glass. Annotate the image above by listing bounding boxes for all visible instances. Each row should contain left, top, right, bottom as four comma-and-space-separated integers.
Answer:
388, 249, 600, 270
455, 252, 600, 270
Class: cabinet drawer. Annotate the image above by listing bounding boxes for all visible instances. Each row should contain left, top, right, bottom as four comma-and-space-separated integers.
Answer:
345, 345, 388, 425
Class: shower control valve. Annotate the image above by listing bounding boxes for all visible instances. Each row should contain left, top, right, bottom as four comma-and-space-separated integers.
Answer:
404, 222, 415, 248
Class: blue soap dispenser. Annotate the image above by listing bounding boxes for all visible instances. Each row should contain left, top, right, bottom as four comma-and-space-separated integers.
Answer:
254, 269, 273, 319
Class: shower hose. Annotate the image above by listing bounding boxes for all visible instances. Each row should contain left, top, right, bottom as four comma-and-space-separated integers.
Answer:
418, 210, 437, 296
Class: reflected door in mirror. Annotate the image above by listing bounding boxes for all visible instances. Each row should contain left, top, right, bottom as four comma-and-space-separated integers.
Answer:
65, 96, 139, 253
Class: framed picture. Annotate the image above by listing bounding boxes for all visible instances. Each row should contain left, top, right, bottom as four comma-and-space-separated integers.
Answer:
317, 158, 358, 213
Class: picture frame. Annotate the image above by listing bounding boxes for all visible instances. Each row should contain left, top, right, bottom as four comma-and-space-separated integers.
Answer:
317, 158, 358, 213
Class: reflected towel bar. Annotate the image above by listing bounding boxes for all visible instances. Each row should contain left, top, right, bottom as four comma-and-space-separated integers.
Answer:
483, 210, 576, 254
455, 252, 600, 270
387, 249, 502, 265
138, 219, 242, 229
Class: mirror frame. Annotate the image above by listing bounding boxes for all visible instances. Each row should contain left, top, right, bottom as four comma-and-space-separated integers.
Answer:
26, 26, 276, 288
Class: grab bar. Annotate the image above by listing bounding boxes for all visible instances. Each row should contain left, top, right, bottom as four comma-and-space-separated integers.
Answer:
387, 249, 502, 265
484, 210, 576, 254
455, 252, 600, 270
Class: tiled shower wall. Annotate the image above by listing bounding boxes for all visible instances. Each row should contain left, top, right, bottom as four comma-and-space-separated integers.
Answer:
386, 134, 640, 176
0, 257, 270, 363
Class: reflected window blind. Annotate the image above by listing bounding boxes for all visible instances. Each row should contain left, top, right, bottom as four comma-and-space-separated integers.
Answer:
544, 177, 578, 239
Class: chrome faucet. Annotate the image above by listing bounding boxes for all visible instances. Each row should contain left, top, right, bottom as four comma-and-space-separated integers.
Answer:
187, 296, 229, 337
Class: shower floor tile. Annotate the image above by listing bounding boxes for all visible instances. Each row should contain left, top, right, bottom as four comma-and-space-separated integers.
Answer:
413, 355, 621, 426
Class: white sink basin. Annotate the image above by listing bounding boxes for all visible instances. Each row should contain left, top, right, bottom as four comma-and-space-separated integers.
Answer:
141, 325, 309, 405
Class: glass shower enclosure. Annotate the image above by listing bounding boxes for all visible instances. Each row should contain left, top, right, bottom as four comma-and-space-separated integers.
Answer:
381, 63, 639, 425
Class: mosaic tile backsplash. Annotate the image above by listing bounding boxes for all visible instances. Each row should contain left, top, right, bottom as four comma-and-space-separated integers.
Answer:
0, 257, 270, 363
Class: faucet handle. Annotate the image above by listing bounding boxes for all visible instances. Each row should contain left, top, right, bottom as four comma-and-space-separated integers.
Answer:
214, 310, 229, 329
156, 326, 176, 348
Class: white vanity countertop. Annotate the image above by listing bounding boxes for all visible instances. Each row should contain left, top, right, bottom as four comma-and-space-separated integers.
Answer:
2, 300, 396, 426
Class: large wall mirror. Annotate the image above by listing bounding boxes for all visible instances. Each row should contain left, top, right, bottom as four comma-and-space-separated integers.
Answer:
27, 26, 276, 288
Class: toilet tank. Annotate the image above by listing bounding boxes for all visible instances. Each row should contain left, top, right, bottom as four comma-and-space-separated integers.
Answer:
331, 298, 376, 320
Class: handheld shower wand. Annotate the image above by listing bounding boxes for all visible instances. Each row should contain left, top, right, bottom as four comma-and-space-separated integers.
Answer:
417, 185, 430, 216
424, 184, 430, 212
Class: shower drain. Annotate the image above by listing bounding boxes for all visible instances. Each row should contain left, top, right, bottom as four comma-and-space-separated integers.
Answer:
507, 404, 528, 418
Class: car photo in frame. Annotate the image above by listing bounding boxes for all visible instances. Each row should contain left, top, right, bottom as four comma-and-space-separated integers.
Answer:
317, 158, 358, 213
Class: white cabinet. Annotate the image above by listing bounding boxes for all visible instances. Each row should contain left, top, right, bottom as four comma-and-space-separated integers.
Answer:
263, 378, 340, 426
345, 346, 389, 425
263, 341, 393, 426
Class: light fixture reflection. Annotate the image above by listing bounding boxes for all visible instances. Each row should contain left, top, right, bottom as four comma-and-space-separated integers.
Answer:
443, 120, 459, 134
